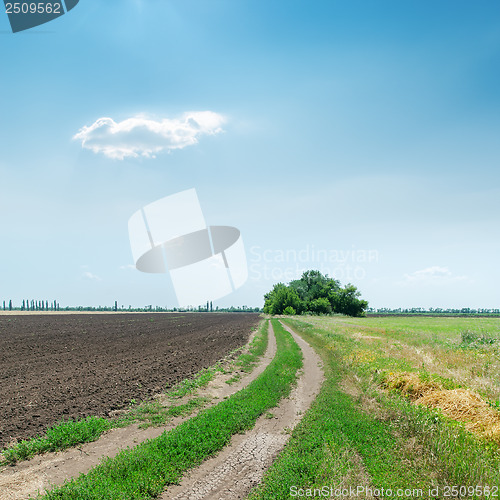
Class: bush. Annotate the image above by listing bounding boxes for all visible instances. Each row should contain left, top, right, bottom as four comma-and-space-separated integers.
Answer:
460, 329, 496, 347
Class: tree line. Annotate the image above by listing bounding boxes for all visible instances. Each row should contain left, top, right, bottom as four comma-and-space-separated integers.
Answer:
263, 270, 368, 317
2, 299, 60, 311
1, 300, 261, 313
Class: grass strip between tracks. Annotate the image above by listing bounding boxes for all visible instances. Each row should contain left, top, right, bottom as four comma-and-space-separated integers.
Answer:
40, 319, 302, 499
248, 318, 500, 500
1, 320, 269, 466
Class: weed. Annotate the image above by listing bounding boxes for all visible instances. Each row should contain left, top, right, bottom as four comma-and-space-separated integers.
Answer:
168, 368, 215, 399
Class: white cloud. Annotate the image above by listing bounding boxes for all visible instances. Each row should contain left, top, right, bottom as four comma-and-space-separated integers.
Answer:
402, 266, 467, 284
120, 264, 136, 270
83, 271, 102, 281
73, 111, 226, 159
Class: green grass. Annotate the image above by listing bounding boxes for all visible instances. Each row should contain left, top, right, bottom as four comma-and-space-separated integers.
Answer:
249, 316, 500, 500
1, 417, 112, 465
1, 321, 269, 465
339, 315, 500, 340
40, 319, 302, 499
226, 319, 269, 384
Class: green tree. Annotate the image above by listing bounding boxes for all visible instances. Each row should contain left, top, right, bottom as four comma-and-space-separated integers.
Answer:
263, 271, 368, 317
290, 270, 341, 303
330, 284, 368, 317
308, 297, 332, 314
263, 283, 303, 315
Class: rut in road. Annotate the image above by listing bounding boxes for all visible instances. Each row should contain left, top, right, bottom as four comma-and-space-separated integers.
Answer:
162, 321, 324, 500
0, 326, 277, 500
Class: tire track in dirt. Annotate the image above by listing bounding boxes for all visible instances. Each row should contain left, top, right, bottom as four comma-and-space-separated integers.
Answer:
0, 324, 277, 500
162, 321, 324, 500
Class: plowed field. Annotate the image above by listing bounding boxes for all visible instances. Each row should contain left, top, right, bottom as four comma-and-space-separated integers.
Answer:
0, 313, 258, 448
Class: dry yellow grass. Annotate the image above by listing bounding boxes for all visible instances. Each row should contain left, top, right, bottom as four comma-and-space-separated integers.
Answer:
383, 372, 500, 443
416, 389, 500, 443
383, 372, 442, 400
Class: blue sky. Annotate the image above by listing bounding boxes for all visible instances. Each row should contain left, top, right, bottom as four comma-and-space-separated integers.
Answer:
1, 0, 499, 309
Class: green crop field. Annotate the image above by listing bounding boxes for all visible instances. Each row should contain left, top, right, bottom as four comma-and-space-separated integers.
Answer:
306, 315, 500, 402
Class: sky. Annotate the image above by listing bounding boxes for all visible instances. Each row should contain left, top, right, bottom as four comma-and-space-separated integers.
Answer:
1, 0, 499, 310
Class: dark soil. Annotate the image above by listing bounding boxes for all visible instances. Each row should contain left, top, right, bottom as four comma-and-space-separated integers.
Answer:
0, 313, 259, 449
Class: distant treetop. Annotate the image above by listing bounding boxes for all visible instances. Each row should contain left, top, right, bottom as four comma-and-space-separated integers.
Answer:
263, 270, 368, 317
